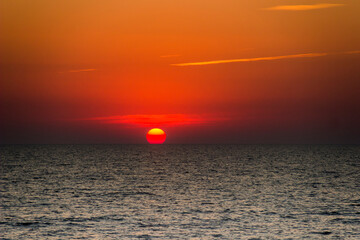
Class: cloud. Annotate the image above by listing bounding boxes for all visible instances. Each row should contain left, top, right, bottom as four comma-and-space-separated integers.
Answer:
58, 69, 97, 73
264, 3, 345, 11
345, 50, 360, 54
83, 114, 226, 127
172, 53, 327, 66
171, 51, 360, 67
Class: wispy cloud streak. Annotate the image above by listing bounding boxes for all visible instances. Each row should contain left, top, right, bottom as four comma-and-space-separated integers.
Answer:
172, 51, 359, 67
59, 69, 97, 74
264, 3, 344, 11
172, 53, 327, 66
83, 114, 226, 127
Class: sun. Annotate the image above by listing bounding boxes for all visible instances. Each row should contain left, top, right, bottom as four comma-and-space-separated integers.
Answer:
146, 128, 166, 144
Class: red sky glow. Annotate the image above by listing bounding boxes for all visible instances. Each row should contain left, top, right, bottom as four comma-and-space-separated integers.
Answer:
1, 0, 360, 144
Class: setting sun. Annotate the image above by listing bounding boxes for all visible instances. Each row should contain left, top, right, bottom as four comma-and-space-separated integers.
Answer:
146, 128, 166, 144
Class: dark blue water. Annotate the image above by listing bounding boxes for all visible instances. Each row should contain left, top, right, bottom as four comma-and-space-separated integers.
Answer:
1, 145, 359, 239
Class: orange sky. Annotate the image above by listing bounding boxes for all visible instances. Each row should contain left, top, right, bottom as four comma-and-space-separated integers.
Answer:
1, 0, 360, 143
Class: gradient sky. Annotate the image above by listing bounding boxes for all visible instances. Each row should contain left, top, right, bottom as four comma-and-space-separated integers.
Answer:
1, 0, 360, 144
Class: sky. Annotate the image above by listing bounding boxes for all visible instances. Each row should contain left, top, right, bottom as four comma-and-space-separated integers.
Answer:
1, 0, 360, 144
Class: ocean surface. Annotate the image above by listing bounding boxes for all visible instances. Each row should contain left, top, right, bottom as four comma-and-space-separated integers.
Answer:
1, 145, 359, 239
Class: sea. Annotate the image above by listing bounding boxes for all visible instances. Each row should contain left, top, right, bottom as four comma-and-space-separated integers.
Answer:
1, 145, 359, 239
